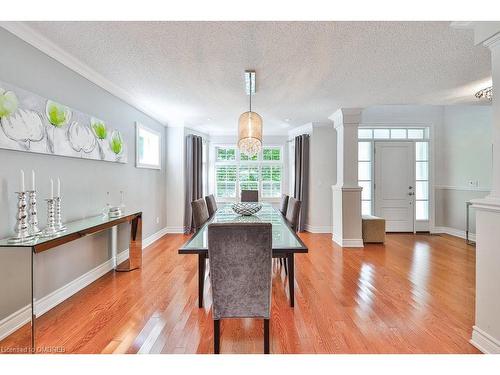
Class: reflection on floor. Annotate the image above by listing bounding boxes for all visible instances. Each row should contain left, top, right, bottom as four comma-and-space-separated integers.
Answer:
0, 232, 479, 354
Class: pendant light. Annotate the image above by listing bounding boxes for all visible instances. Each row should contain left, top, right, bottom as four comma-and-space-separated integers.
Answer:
238, 70, 263, 157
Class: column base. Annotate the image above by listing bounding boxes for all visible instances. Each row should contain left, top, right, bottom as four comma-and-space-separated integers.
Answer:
332, 233, 364, 248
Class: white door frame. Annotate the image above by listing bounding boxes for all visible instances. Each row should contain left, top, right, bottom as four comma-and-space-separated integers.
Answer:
359, 127, 433, 233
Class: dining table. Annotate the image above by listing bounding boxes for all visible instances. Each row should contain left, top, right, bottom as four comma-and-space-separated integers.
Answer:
178, 202, 308, 308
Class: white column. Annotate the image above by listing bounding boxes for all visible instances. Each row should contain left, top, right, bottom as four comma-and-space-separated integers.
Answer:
464, 27, 500, 353
329, 108, 363, 247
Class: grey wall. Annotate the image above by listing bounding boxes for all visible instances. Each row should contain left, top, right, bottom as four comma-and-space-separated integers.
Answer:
434, 105, 491, 232
307, 124, 337, 231
0, 29, 166, 321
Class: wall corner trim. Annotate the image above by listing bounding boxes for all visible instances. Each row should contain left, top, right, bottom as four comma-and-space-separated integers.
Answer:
0, 226, 168, 341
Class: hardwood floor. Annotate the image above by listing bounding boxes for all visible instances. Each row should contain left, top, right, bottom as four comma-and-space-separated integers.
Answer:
0, 232, 479, 354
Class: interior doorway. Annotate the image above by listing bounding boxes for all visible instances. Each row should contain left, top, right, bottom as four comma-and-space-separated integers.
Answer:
358, 127, 430, 233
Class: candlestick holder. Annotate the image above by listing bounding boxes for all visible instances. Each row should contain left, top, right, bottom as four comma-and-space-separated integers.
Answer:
28, 190, 41, 236
41, 198, 58, 237
8, 191, 33, 243
54, 196, 66, 232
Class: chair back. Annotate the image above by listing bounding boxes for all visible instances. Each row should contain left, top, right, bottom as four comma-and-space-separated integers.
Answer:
286, 197, 302, 232
191, 198, 210, 231
208, 223, 272, 320
279, 194, 289, 215
205, 194, 218, 217
241, 190, 259, 202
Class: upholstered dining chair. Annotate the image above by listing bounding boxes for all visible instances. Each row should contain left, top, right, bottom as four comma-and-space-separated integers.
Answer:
241, 189, 259, 202
279, 194, 289, 216
191, 198, 210, 232
207, 222, 272, 354
205, 194, 218, 217
286, 197, 302, 232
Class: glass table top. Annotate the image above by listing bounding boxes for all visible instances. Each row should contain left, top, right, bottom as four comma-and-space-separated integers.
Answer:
180, 203, 307, 252
0, 210, 141, 248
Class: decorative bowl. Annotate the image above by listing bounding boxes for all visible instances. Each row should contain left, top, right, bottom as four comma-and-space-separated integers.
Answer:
231, 202, 262, 216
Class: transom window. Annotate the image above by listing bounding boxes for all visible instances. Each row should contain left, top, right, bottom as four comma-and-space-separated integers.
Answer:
214, 146, 283, 199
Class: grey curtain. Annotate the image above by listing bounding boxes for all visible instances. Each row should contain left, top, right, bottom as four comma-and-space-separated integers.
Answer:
184, 134, 203, 233
294, 134, 309, 232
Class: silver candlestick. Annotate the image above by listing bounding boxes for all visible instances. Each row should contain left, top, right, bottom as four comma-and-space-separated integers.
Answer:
28, 190, 41, 236
41, 198, 58, 237
8, 191, 32, 243
54, 196, 66, 232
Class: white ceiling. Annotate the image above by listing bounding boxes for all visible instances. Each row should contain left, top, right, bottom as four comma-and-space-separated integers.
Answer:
20, 21, 491, 134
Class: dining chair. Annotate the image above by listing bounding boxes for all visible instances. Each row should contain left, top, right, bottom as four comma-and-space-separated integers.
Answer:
241, 189, 259, 202
279, 194, 289, 216
191, 198, 210, 231
205, 194, 218, 217
207, 222, 272, 354
286, 197, 302, 232
276, 197, 302, 275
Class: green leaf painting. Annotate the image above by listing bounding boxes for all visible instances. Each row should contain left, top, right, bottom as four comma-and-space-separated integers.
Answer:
109, 130, 123, 155
91, 118, 107, 140
0, 88, 19, 117
0, 80, 127, 163
46, 100, 71, 127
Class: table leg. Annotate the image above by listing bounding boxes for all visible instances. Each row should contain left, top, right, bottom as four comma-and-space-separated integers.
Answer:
198, 254, 206, 308
116, 214, 142, 272
31, 247, 36, 353
287, 253, 294, 307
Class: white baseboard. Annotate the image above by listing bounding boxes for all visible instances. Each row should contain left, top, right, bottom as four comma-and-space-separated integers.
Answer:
143, 227, 168, 248
332, 233, 364, 248
431, 226, 476, 242
305, 224, 332, 233
0, 226, 167, 341
471, 326, 500, 354
165, 226, 185, 234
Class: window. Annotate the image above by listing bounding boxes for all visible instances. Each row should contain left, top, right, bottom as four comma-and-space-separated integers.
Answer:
359, 127, 429, 140
358, 141, 372, 215
136, 122, 161, 169
415, 142, 429, 220
216, 147, 236, 161
214, 146, 283, 199
215, 165, 237, 198
261, 165, 282, 198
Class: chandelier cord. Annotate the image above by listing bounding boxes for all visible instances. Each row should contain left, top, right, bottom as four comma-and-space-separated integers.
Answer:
249, 75, 252, 112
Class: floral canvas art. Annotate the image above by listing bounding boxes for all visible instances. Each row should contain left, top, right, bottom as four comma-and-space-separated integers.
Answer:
0, 80, 127, 163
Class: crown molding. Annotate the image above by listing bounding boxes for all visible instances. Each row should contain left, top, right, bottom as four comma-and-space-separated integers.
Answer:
483, 32, 500, 50
329, 108, 363, 128
0, 21, 168, 126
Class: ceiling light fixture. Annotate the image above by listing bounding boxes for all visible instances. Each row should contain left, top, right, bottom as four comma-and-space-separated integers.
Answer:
475, 86, 493, 101
238, 70, 263, 157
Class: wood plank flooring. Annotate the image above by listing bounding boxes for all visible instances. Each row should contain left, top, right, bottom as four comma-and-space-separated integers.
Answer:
0, 232, 479, 354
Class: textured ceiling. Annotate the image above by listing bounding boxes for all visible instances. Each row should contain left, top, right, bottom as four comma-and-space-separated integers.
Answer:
24, 21, 491, 134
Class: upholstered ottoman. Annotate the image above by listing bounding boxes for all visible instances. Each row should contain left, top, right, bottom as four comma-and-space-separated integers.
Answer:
362, 215, 386, 243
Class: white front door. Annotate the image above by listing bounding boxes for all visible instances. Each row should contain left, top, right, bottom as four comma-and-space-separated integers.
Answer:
374, 142, 415, 232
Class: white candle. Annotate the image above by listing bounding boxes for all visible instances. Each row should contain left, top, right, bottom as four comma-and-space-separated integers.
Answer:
31, 170, 35, 191
20, 170, 25, 192
57, 178, 61, 197
50, 178, 54, 199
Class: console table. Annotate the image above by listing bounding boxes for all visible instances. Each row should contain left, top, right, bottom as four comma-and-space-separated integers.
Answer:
0, 211, 142, 352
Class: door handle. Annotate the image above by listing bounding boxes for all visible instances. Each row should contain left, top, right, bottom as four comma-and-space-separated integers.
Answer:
408, 192, 414, 196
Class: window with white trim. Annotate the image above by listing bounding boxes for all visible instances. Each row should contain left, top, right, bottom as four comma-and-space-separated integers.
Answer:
214, 146, 283, 199
358, 141, 373, 215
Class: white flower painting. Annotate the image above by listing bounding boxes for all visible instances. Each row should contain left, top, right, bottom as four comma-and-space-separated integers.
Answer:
0, 80, 127, 163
